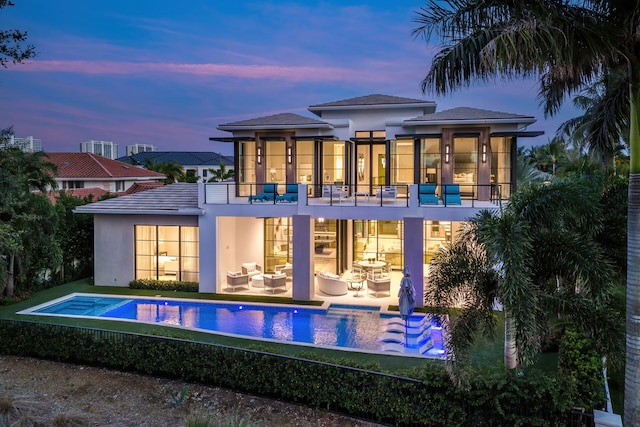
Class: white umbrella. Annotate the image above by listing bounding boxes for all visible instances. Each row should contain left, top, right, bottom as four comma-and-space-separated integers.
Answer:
398, 266, 416, 346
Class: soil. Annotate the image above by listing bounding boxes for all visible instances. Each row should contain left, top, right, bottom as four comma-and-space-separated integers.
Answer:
0, 355, 381, 427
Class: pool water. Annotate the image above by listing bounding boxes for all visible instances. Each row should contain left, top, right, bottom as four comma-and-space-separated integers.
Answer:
20, 294, 445, 357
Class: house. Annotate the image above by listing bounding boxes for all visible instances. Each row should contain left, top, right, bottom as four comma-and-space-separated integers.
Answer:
46, 152, 166, 193
76, 94, 542, 306
116, 151, 234, 182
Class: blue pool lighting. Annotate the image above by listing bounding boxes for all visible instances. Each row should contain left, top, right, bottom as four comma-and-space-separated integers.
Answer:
20, 293, 445, 358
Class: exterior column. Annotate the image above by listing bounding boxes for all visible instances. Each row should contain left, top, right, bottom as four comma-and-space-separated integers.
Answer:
292, 214, 313, 301
198, 210, 217, 293
404, 216, 424, 308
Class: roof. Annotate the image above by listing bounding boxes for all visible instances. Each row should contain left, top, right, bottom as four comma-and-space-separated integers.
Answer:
308, 94, 436, 113
117, 151, 234, 167
46, 152, 166, 180
46, 188, 118, 204
125, 181, 165, 194
74, 183, 201, 216
217, 113, 332, 131
404, 107, 536, 124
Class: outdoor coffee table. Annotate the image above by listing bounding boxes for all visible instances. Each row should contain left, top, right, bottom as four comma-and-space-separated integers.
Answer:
346, 278, 364, 297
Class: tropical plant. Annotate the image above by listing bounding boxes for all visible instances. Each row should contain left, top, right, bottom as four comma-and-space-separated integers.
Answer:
144, 159, 185, 184
413, 2, 640, 422
0, 0, 36, 68
207, 162, 234, 182
428, 178, 623, 376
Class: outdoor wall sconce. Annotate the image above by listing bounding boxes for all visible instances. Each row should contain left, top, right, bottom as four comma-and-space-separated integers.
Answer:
287, 147, 292, 164
445, 145, 450, 163
481, 143, 487, 163
257, 147, 262, 165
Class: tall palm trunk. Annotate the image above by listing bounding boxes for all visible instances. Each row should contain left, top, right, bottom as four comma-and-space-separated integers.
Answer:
625, 88, 640, 426
504, 314, 518, 369
6, 253, 15, 296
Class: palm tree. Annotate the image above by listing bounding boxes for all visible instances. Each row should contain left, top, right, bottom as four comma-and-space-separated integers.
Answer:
556, 72, 629, 170
207, 162, 234, 182
143, 159, 185, 184
429, 178, 623, 373
413, 2, 640, 422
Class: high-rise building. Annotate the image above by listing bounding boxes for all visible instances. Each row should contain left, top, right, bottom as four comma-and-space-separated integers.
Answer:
2, 135, 43, 152
80, 140, 119, 160
125, 144, 157, 155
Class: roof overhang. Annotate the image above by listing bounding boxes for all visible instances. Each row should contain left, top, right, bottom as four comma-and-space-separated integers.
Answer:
74, 207, 204, 216
309, 101, 436, 114
217, 123, 334, 132
490, 131, 545, 137
403, 118, 536, 126
209, 136, 255, 143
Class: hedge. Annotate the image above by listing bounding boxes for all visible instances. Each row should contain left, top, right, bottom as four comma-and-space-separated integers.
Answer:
0, 320, 596, 426
129, 279, 199, 292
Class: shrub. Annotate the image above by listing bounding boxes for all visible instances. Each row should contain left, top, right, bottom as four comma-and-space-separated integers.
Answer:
558, 329, 606, 410
129, 279, 198, 292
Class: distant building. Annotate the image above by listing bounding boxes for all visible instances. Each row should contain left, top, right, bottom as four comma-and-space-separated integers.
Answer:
80, 140, 119, 160
3, 135, 42, 152
117, 151, 234, 183
126, 144, 157, 155
46, 152, 166, 193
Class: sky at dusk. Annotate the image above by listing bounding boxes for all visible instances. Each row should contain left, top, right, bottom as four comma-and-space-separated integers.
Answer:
2, 0, 579, 157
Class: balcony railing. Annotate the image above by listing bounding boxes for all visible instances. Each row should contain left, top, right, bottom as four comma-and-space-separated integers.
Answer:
203, 182, 507, 208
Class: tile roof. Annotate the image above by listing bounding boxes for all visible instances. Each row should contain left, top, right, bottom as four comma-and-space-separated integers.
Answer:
125, 181, 165, 194
309, 94, 434, 108
46, 188, 117, 204
405, 107, 535, 123
117, 151, 234, 167
74, 183, 201, 215
46, 152, 166, 179
218, 113, 331, 129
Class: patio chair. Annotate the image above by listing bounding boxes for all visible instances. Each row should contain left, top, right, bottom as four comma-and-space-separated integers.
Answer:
248, 182, 279, 203
263, 273, 287, 293
418, 183, 438, 205
275, 262, 292, 280
226, 271, 249, 292
375, 185, 397, 202
241, 262, 262, 279
322, 182, 348, 200
442, 184, 462, 205
366, 275, 391, 297
276, 183, 298, 202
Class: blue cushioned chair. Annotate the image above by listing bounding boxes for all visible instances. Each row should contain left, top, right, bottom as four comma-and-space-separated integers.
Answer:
418, 184, 438, 205
442, 184, 462, 205
248, 183, 279, 202
276, 183, 298, 202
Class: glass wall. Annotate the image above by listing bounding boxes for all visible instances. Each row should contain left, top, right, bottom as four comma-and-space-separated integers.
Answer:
296, 140, 314, 196
265, 141, 286, 186
390, 139, 413, 196
420, 137, 441, 185
490, 137, 512, 199
353, 220, 403, 270
314, 218, 337, 274
453, 137, 478, 196
322, 141, 345, 185
238, 141, 256, 197
265, 217, 292, 273
423, 221, 453, 264
135, 225, 199, 282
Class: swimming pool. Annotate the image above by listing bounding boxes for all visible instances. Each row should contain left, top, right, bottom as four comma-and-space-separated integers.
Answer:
19, 293, 445, 358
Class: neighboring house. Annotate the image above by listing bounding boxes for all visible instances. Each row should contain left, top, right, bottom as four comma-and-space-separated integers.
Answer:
117, 151, 234, 182
76, 94, 542, 307
46, 152, 166, 193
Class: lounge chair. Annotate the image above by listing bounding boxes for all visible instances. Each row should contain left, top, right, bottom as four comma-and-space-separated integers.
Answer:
418, 183, 438, 205
381, 342, 406, 353
263, 273, 287, 293
379, 331, 405, 343
248, 183, 279, 203
276, 184, 298, 202
316, 271, 348, 295
274, 262, 292, 280
419, 339, 434, 354
226, 271, 249, 292
442, 184, 462, 205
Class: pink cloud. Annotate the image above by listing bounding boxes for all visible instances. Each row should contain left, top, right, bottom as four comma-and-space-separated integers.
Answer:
10, 59, 398, 83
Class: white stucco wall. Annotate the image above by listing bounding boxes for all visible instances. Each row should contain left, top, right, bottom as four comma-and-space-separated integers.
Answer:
93, 214, 198, 287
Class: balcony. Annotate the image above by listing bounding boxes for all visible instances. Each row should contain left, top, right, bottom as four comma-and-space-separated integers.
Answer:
203, 183, 505, 210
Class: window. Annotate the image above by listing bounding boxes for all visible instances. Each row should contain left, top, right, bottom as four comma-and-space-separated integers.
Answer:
116, 181, 124, 192
238, 141, 256, 196
322, 141, 345, 184
490, 137, 512, 198
135, 225, 199, 281
390, 139, 413, 194
265, 217, 291, 273
64, 181, 84, 189
265, 140, 286, 184
420, 138, 441, 184
353, 220, 403, 270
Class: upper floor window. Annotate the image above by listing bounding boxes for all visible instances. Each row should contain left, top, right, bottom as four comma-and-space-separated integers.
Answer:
355, 130, 386, 139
